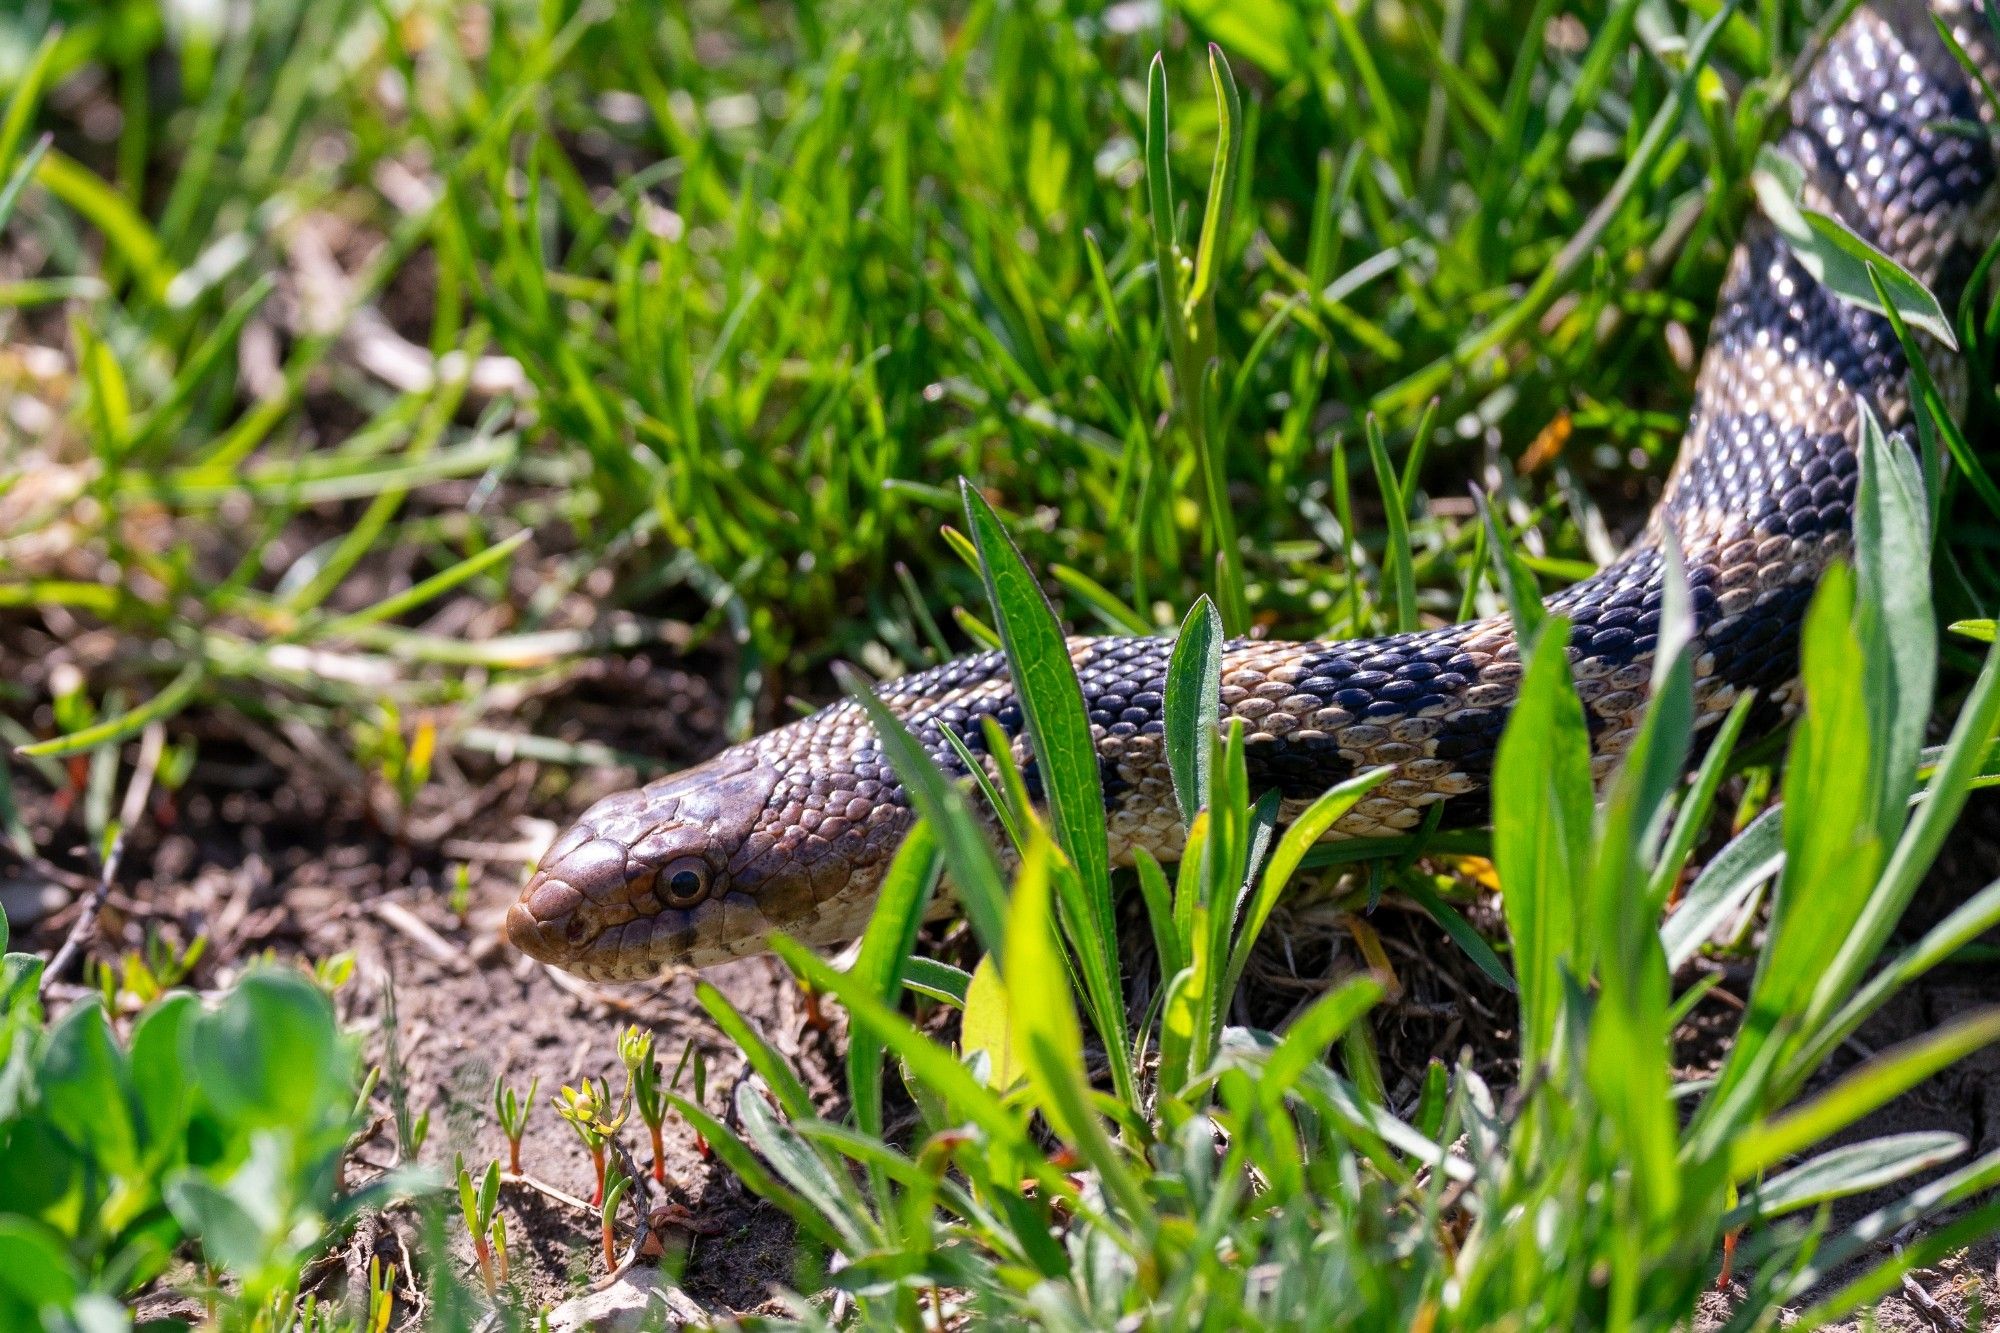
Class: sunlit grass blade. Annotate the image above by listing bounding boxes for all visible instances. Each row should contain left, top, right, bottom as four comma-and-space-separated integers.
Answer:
1364, 414, 1419, 633
694, 982, 816, 1124
316, 530, 529, 639
1660, 802, 1782, 970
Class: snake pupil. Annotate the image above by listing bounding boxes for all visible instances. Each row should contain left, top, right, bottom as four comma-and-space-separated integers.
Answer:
667, 868, 706, 905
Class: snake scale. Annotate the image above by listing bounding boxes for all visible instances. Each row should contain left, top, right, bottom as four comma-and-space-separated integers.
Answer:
509, 0, 2000, 981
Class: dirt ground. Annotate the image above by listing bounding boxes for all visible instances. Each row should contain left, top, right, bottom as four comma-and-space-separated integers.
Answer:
6, 638, 2000, 1330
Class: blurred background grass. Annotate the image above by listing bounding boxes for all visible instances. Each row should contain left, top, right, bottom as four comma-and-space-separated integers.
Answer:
1, 0, 1990, 827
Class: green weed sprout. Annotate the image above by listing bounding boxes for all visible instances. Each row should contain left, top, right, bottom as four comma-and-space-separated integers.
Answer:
621, 1026, 670, 1184
554, 1077, 628, 1205
454, 1154, 503, 1297
600, 1166, 633, 1272
367, 1258, 395, 1333
493, 1071, 539, 1175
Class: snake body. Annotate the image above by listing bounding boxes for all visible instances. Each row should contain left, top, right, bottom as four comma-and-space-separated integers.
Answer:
509, 0, 2000, 981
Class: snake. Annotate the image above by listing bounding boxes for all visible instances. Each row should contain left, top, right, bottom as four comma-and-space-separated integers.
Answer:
507, 0, 2000, 982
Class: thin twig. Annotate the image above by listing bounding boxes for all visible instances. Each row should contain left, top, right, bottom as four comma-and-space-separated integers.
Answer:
499, 1170, 597, 1215
41, 722, 165, 994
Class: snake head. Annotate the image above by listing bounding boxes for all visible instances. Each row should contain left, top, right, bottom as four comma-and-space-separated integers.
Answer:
505, 749, 791, 980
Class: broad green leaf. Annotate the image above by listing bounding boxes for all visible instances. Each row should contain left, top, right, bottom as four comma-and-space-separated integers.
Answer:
1774, 1148, 2000, 1303
1164, 596, 1224, 828
1660, 802, 1782, 969
1802, 636, 2000, 1063
960, 955, 1025, 1092
1745, 567, 1880, 1076
0, 1218, 77, 1307
1868, 262, 2000, 524
664, 1092, 844, 1251
695, 982, 815, 1124
960, 480, 1110, 910
1178, 0, 1305, 81
129, 993, 199, 1169
771, 937, 1076, 1222
189, 969, 347, 1131
40, 1000, 141, 1175
901, 956, 970, 1008
961, 479, 1132, 1106
735, 1082, 880, 1251
1751, 145, 1957, 346
163, 1171, 272, 1275
1003, 837, 1088, 1127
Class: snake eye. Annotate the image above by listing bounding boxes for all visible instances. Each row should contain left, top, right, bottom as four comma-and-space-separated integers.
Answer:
660, 856, 711, 908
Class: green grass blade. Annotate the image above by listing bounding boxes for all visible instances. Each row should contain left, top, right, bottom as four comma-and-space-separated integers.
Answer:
1731, 1008, 2000, 1179
1223, 767, 1391, 999
20, 661, 203, 760
1491, 615, 1591, 1055
960, 479, 1134, 1106
847, 820, 944, 1139
1646, 689, 1758, 911
834, 663, 1010, 964
694, 981, 816, 1124
1364, 415, 1419, 634
316, 531, 530, 640
1728, 1131, 1966, 1227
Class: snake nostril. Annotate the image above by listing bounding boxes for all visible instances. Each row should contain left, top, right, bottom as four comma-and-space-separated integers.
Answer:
564, 914, 591, 944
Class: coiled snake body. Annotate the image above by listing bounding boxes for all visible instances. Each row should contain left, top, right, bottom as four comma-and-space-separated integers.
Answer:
510, 0, 2000, 981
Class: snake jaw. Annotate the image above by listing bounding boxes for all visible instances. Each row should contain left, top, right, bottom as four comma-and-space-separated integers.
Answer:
505, 750, 784, 979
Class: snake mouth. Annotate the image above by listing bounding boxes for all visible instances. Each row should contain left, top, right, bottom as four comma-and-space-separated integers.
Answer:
504, 751, 784, 979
